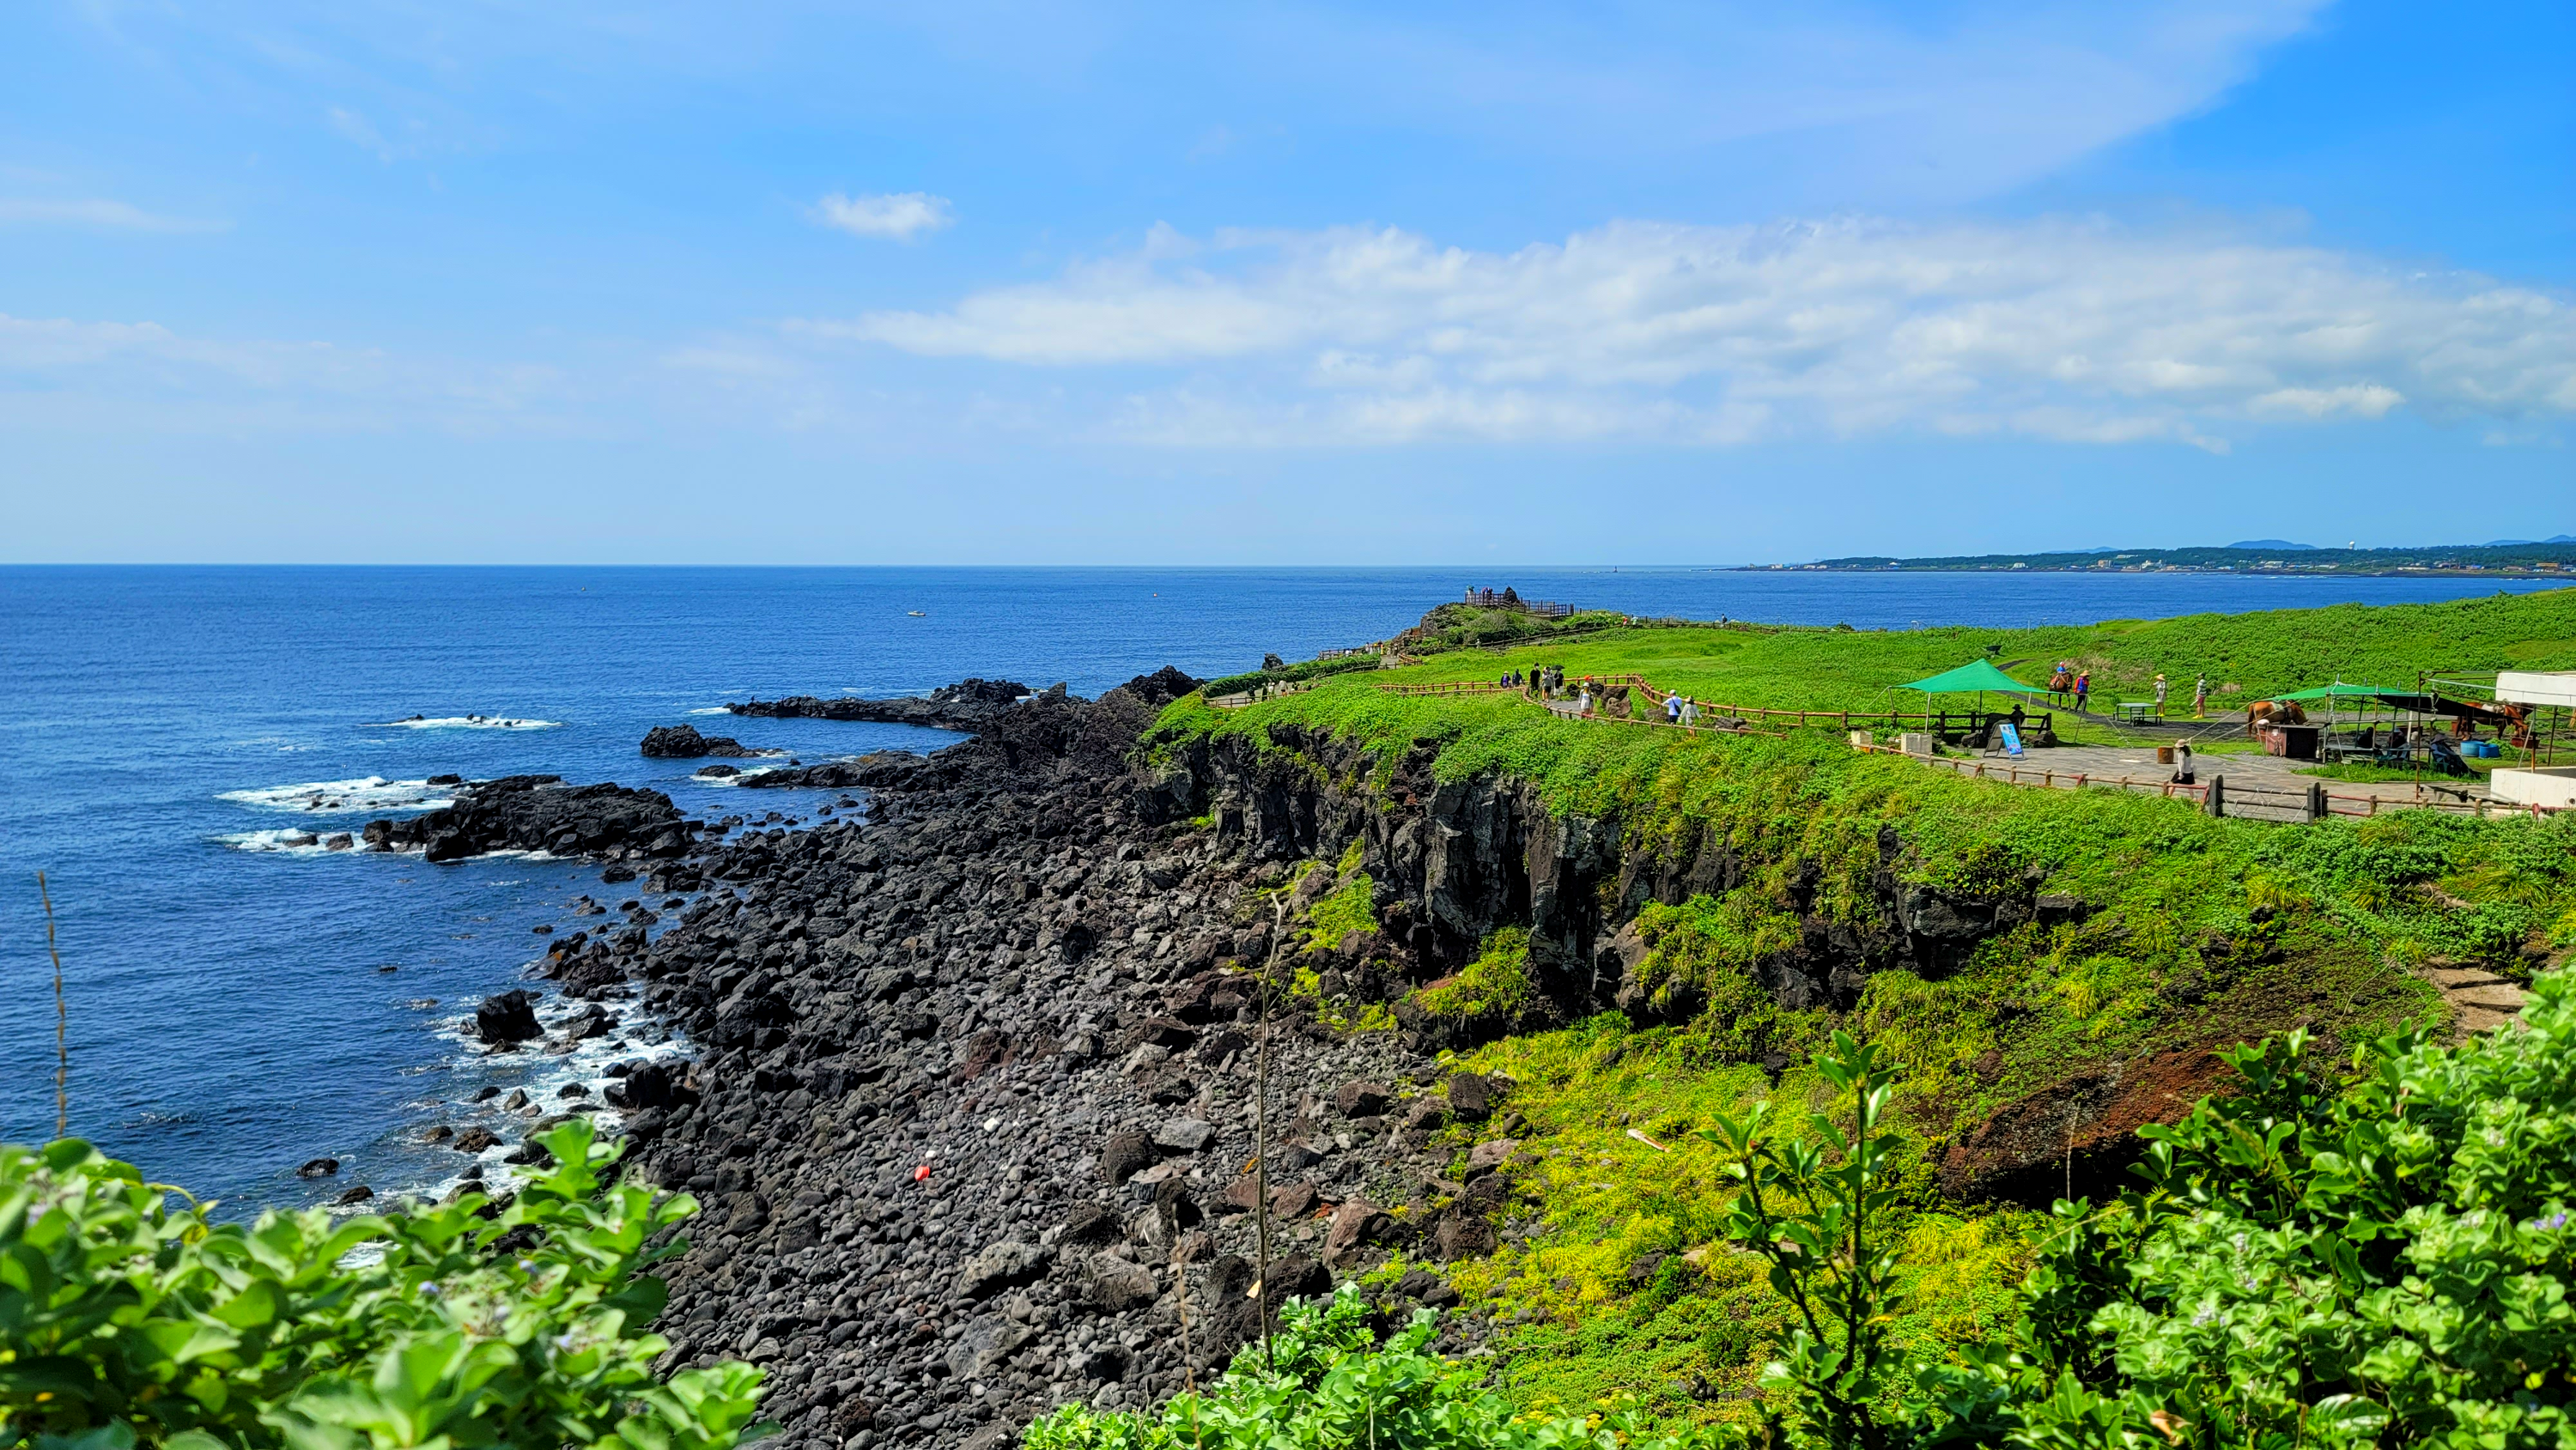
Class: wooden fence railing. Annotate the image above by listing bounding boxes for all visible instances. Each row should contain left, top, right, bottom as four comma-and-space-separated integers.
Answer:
1853, 743, 2565, 820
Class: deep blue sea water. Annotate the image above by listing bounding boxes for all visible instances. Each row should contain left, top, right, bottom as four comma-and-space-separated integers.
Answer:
3, 565, 2564, 1212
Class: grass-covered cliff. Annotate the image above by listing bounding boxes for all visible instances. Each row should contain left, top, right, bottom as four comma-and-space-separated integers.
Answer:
1133, 588, 2576, 1429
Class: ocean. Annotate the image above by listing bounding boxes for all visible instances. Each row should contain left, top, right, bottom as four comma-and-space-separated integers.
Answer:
2, 565, 2561, 1212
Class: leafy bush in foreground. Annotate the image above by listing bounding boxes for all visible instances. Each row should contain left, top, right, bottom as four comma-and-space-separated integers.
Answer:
1024, 1289, 1706, 1450
0, 1119, 766, 1450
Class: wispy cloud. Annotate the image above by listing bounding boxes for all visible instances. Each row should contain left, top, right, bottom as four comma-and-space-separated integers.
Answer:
326, 106, 395, 162
795, 215, 2576, 450
812, 191, 955, 241
0, 197, 228, 233
0, 311, 574, 434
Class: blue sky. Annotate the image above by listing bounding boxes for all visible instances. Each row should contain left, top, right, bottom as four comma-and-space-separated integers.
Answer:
3, 0, 2569, 563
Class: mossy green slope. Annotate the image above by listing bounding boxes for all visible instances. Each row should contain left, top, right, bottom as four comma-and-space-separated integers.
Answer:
1149, 587, 2576, 1430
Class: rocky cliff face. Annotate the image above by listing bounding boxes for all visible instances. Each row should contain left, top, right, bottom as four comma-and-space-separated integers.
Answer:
1152, 725, 2087, 1044
1142, 719, 2176, 1204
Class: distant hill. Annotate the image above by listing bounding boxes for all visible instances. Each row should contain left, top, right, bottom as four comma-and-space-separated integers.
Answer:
1770, 539, 2576, 576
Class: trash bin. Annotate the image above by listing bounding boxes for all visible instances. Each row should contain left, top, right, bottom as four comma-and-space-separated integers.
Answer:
2155, 746, 2175, 765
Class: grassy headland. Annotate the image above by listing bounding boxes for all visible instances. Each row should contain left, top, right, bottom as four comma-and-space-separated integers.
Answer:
1147, 586, 2576, 1429
1370, 585, 2576, 723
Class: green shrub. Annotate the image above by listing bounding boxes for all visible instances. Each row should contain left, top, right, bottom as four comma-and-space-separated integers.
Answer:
1415, 928, 1535, 1022
1023, 1287, 1716, 1450
1306, 873, 1381, 950
1707, 969, 2576, 1447
0, 1119, 767, 1450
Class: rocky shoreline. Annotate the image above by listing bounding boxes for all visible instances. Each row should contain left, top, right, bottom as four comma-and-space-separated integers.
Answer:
726, 678, 1032, 731
391, 670, 1504, 1450
379, 659, 2141, 1450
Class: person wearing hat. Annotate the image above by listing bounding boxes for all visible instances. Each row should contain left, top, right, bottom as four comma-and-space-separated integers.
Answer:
2154, 673, 2169, 718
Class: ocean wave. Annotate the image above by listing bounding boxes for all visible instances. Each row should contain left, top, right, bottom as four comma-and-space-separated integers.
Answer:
219, 828, 366, 856
367, 715, 562, 731
687, 707, 733, 716
220, 776, 453, 814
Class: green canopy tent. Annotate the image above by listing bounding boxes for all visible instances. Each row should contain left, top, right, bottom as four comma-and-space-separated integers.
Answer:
1899, 659, 2046, 697
1896, 659, 2047, 743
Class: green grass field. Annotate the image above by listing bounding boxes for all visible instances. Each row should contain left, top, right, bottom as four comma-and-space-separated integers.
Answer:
1359, 585, 2576, 743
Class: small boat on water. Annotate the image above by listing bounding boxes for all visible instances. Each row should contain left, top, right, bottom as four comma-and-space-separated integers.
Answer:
906, 610, 927, 617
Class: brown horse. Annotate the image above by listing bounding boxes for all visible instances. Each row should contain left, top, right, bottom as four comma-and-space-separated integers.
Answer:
2245, 699, 2309, 736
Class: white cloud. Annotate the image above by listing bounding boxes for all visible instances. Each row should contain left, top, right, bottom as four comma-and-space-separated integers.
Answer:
795, 215, 2576, 448
813, 191, 955, 241
2250, 384, 2405, 418
0, 197, 226, 233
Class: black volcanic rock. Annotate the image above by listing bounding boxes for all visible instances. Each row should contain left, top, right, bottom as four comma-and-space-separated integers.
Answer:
734, 752, 939, 792
641, 724, 773, 759
475, 989, 543, 1044
361, 776, 693, 863
724, 677, 1030, 729
573, 669, 1495, 1447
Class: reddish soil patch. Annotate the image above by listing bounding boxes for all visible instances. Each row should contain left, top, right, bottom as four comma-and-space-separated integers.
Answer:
1938, 1044, 2240, 1204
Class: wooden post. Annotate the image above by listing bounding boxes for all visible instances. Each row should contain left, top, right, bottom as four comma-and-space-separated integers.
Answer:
2306, 781, 2326, 822
2204, 774, 2226, 818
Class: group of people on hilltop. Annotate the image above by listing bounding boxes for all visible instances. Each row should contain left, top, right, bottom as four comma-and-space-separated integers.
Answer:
2044, 660, 2214, 719
1509, 664, 1721, 728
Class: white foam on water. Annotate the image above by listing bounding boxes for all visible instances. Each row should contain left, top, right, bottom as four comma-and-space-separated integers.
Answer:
367, 715, 562, 731
402, 999, 693, 1206
687, 706, 733, 715
217, 828, 371, 857
220, 776, 454, 814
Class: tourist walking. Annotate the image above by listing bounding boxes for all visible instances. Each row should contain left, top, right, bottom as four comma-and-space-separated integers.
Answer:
1680, 697, 1700, 726
2154, 674, 2169, 718
2192, 673, 2209, 719
2074, 671, 2090, 713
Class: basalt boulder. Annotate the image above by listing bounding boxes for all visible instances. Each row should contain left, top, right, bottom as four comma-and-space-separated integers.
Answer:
475, 990, 543, 1044
640, 724, 773, 759
362, 777, 692, 864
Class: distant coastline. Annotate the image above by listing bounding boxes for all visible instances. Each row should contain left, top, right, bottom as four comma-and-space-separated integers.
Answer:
1741, 538, 2576, 578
